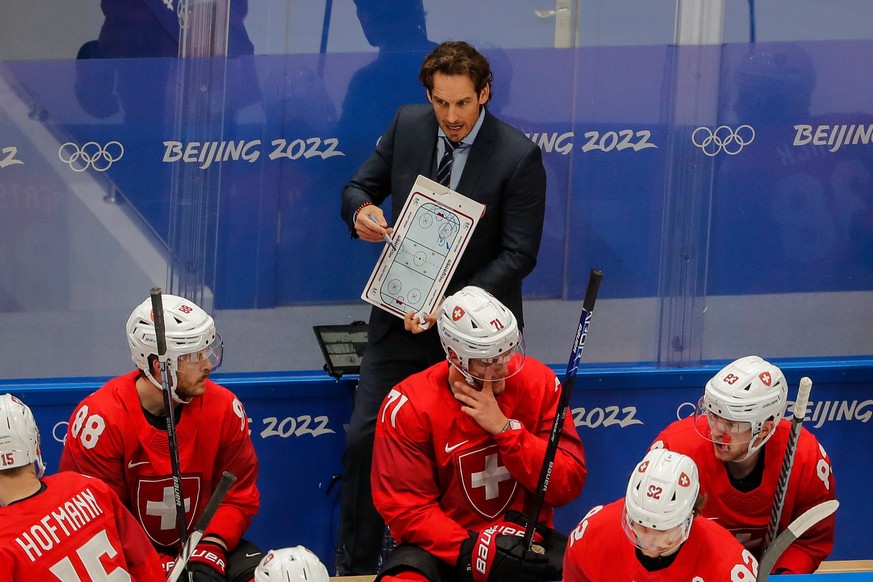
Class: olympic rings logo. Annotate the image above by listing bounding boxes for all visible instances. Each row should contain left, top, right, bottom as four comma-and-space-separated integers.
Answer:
675, 401, 697, 420
53, 420, 69, 444
691, 125, 755, 156
58, 141, 124, 172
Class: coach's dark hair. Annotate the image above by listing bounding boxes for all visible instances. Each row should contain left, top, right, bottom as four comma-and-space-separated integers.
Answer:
419, 40, 493, 103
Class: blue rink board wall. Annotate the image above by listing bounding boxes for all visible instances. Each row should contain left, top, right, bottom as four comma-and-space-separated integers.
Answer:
4, 359, 870, 568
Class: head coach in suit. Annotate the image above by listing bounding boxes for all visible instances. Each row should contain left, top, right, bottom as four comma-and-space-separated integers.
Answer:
338, 40, 547, 575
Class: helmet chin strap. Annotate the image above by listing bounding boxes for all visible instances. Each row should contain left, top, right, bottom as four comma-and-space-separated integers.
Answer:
34, 456, 46, 479
446, 353, 481, 389
145, 369, 193, 405
734, 426, 770, 463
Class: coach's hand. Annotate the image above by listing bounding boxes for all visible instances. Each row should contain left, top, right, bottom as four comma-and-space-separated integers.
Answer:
404, 310, 437, 334
187, 540, 228, 581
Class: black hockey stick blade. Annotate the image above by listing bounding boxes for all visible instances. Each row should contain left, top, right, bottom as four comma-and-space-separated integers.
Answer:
756, 499, 839, 582
167, 471, 238, 582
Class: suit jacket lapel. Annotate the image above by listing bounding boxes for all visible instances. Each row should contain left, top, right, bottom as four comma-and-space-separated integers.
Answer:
417, 113, 441, 180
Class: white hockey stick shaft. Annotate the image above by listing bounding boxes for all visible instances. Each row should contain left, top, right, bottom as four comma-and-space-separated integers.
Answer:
167, 471, 237, 582
764, 376, 812, 549
756, 499, 839, 581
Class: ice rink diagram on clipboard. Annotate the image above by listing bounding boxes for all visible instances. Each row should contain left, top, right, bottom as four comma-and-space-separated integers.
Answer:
362, 175, 485, 319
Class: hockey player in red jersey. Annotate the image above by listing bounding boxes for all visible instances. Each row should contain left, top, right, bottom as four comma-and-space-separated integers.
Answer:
564, 448, 758, 581
371, 286, 587, 582
651, 355, 835, 574
60, 294, 263, 581
0, 393, 165, 580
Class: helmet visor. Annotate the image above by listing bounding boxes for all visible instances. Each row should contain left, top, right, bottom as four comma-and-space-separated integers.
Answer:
622, 506, 687, 557
466, 341, 525, 383
693, 396, 753, 445
178, 333, 224, 371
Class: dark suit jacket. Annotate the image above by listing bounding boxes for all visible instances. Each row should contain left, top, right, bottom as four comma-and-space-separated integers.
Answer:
341, 104, 546, 342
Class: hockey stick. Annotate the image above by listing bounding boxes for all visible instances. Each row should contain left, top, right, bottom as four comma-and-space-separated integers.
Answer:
150, 288, 189, 549
763, 376, 812, 550
167, 471, 237, 582
755, 499, 838, 582
522, 269, 603, 551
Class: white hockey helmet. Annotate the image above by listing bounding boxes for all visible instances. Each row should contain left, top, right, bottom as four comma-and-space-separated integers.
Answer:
437, 286, 524, 384
254, 546, 330, 582
697, 355, 787, 456
0, 394, 45, 478
623, 448, 699, 553
126, 294, 223, 403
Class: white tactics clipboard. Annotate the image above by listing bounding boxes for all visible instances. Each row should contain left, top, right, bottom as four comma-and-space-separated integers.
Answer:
362, 175, 486, 319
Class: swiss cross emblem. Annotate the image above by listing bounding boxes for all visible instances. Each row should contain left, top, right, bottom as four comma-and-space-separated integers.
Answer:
759, 371, 772, 386
452, 306, 465, 321
458, 445, 518, 520
638, 460, 649, 473
135, 475, 202, 547
679, 472, 690, 487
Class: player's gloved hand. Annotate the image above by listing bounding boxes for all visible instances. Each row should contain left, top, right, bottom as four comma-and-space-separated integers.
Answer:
457, 521, 553, 582
187, 540, 228, 581
158, 553, 176, 575
457, 513, 545, 574
501, 510, 548, 540
457, 531, 479, 582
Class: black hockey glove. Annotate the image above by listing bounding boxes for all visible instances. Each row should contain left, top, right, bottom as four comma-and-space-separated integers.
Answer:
186, 540, 228, 582
457, 524, 558, 582
502, 510, 551, 541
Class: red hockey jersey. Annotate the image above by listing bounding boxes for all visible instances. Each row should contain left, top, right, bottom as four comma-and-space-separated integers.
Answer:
563, 500, 758, 582
653, 417, 835, 573
0, 471, 165, 581
60, 370, 259, 552
372, 359, 587, 565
